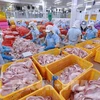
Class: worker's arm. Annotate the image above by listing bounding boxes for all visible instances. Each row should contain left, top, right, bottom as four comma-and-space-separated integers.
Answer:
78, 30, 82, 42
78, 35, 82, 43
41, 39, 47, 46
22, 31, 31, 38
35, 29, 40, 39
64, 34, 68, 42
55, 43, 60, 48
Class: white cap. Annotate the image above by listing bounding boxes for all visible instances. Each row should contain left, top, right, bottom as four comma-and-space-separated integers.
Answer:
87, 22, 94, 27
87, 22, 95, 29
45, 25, 54, 33
28, 22, 36, 28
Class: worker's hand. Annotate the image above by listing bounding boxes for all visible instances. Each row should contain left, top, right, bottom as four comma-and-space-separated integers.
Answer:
1, 48, 11, 53
41, 43, 46, 46
1, 54, 14, 61
44, 46, 55, 51
39, 46, 45, 52
32, 39, 37, 42
22, 35, 26, 38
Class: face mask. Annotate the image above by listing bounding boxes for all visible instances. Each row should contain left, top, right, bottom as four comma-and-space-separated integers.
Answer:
88, 27, 92, 30
47, 32, 52, 36
30, 27, 34, 30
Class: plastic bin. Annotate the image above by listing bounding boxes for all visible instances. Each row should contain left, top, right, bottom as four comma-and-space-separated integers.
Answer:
60, 68, 100, 100
90, 38, 100, 44
46, 55, 93, 92
76, 40, 100, 57
94, 47, 100, 63
32, 48, 68, 78
0, 58, 42, 100
62, 45, 92, 61
19, 85, 61, 100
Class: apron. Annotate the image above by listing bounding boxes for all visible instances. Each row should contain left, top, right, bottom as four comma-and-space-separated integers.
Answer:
68, 40, 77, 45
31, 30, 40, 44
46, 37, 55, 47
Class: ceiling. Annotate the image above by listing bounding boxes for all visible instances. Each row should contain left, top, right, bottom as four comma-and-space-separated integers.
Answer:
0, 0, 100, 10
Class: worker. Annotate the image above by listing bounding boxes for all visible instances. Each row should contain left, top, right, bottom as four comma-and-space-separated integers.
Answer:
64, 20, 82, 45
43, 25, 60, 51
21, 21, 27, 27
85, 23, 98, 40
80, 21, 87, 40
53, 21, 62, 38
23, 22, 40, 44
16, 20, 22, 27
0, 43, 13, 64
80, 21, 87, 33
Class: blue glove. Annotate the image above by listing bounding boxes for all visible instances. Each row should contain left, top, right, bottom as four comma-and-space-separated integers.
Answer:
41, 43, 46, 46
22, 35, 26, 38
32, 38, 37, 42
92, 36, 96, 39
44, 46, 55, 51
1, 54, 13, 61
2, 46, 11, 52
83, 35, 87, 40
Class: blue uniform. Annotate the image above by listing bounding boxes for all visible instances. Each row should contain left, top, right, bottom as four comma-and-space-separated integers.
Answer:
67, 28, 82, 45
21, 22, 27, 27
0, 43, 13, 64
53, 25, 60, 35
16, 23, 21, 27
45, 33, 60, 47
0, 43, 4, 64
61, 23, 65, 28
30, 28, 40, 44
86, 28, 98, 40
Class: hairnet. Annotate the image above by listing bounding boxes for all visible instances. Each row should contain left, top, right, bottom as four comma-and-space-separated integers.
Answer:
28, 22, 36, 28
87, 22, 95, 29
45, 25, 54, 33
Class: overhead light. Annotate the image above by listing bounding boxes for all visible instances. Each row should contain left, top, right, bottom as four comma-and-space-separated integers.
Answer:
54, 0, 62, 4
84, 0, 93, 3
86, 5, 92, 8
66, 2, 72, 6
95, 1, 100, 5
78, 4, 83, 8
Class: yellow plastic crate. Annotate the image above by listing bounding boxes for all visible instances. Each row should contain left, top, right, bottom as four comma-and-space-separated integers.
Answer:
32, 48, 68, 78
94, 47, 100, 63
19, 85, 61, 100
76, 40, 100, 57
0, 58, 42, 100
62, 45, 92, 61
60, 68, 100, 100
90, 38, 100, 44
46, 55, 93, 92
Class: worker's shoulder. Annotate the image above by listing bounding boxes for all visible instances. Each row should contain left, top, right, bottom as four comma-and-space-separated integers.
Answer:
69, 28, 80, 31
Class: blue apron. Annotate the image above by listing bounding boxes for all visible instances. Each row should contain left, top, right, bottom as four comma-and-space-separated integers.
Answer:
46, 38, 55, 47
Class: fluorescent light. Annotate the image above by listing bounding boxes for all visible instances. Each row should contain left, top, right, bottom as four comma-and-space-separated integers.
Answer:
95, 1, 100, 5
78, 4, 83, 7
84, 0, 93, 3
67, 2, 72, 6
86, 5, 92, 8
54, 0, 62, 4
